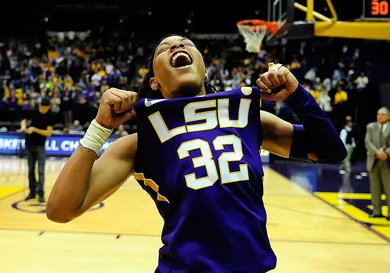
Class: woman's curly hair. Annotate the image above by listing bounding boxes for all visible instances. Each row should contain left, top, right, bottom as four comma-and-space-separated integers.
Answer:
137, 34, 218, 100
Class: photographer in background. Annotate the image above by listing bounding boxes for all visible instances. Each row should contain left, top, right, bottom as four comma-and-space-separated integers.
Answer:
21, 97, 54, 203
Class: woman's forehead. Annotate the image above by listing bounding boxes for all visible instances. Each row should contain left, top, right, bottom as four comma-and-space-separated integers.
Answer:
158, 35, 191, 47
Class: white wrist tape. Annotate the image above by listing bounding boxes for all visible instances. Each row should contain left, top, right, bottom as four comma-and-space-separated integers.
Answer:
79, 119, 113, 154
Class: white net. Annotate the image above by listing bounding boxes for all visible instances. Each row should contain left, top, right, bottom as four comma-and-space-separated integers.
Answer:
237, 24, 268, 53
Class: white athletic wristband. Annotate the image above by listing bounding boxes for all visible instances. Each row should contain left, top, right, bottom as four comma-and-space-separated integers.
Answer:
79, 119, 113, 154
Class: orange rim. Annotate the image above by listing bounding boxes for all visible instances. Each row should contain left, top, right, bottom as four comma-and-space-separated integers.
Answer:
237, 19, 278, 35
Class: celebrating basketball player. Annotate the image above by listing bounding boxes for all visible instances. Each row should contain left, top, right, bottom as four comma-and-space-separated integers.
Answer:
47, 35, 347, 272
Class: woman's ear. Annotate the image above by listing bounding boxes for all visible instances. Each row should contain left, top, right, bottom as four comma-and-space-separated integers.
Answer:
149, 77, 160, 91
205, 73, 208, 81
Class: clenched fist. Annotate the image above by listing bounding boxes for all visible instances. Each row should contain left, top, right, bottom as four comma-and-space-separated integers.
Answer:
95, 88, 138, 129
256, 62, 299, 101
26, 127, 36, 134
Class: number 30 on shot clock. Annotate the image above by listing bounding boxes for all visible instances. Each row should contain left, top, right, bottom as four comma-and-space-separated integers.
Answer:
364, 0, 390, 18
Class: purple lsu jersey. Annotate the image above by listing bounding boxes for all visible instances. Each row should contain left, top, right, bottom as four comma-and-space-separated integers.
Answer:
134, 86, 276, 273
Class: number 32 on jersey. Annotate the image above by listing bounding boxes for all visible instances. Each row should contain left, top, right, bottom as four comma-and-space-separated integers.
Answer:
177, 135, 249, 190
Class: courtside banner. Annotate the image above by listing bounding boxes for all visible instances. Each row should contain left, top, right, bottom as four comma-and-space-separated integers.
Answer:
0, 132, 121, 157
0, 132, 270, 162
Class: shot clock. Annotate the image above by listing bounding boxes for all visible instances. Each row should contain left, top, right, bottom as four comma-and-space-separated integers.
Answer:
363, 0, 390, 19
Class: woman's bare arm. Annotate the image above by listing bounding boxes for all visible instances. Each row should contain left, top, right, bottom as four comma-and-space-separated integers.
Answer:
46, 133, 137, 223
260, 110, 293, 158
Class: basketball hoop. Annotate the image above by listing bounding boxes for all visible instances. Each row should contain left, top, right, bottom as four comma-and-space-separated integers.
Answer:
237, 19, 278, 53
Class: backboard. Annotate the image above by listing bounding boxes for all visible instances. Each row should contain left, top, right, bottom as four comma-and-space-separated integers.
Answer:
265, 0, 390, 42
266, 0, 314, 43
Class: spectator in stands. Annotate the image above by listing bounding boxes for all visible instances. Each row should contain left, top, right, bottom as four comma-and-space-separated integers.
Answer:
69, 120, 84, 132
5, 91, 19, 122
62, 126, 70, 134
100, 79, 110, 94
332, 83, 349, 131
60, 88, 73, 127
289, 55, 301, 70
332, 62, 345, 83
50, 87, 61, 122
114, 124, 128, 136
309, 86, 321, 104
318, 88, 332, 113
304, 67, 316, 84
21, 96, 54, 203
322, 78, 332, 92
333, 83, 348, 105
313, 77, 322, 90
21, 94, 34, 111
355, 72, 369, 92
26, 86, 40, 107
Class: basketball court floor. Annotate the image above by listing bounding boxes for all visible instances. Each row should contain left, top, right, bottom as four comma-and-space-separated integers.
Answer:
0, 156, 389, 273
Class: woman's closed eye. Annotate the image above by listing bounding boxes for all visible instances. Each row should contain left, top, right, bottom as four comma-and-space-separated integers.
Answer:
157, 46, 169, 55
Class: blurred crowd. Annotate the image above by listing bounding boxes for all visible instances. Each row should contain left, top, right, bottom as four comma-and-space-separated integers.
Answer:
0, 35, 376, 141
